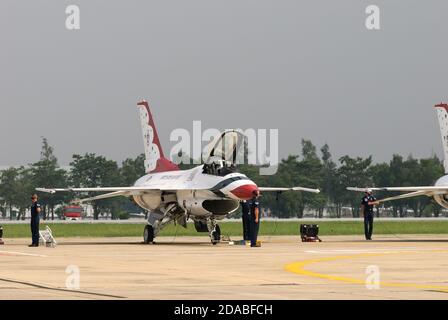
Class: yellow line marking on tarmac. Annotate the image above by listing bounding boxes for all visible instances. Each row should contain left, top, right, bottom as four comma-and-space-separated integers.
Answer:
285, 250, 448, 292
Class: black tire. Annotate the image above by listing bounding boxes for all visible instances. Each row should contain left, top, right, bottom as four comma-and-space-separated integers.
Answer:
211, 224, 221, 245
143, 225, 154, 244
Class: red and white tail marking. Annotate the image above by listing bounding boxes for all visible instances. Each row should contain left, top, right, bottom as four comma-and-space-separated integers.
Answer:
137, 100, 179, 174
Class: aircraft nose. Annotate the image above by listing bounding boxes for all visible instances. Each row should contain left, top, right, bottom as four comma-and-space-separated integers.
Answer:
230, 184, 259, 200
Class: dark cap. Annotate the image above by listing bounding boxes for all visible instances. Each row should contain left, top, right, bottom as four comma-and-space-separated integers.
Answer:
31, 194, 38, 200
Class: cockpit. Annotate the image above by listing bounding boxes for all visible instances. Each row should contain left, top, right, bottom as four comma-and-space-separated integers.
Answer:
202, 159, 237, 176
202, 130, 244, 176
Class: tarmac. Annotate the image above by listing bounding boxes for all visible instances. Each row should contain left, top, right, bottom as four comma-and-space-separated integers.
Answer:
1, 234, 448, 300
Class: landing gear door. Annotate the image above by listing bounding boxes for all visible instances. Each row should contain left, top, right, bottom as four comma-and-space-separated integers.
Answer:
205, 130, 245, 165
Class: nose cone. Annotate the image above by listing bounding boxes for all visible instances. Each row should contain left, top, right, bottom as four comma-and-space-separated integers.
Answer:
230, 184, 259, 200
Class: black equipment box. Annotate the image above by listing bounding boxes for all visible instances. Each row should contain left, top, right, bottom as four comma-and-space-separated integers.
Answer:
300, 224, 322, 242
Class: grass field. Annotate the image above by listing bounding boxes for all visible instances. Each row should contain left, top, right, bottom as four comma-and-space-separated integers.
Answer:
2, 220, 448, 238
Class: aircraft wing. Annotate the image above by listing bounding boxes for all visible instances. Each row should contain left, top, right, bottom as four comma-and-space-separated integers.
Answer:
346, 187, 385, 192
373, 190, 433, 203
377, 186, 448, 192
347, 186, 448, 192
258, 187, 320, 193
38, 185, 321, 194
37, 185, 321, 204
346, 186, 442, 204
70, 191, 128, 204
36, 187, 165, 194
36, 187, 166, 204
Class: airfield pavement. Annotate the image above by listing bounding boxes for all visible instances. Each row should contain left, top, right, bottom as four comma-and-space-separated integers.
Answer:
1, 235, 448, 300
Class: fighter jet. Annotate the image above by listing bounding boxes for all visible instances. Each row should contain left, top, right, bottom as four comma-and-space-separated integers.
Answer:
347, 103, 448, 209
37, 100, 320, 244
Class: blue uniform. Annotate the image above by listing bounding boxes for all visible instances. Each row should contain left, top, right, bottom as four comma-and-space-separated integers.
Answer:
30, 202, 41, 246
361, 195, 376, 240
241, 201, 251, 241
248, 198, 260, 247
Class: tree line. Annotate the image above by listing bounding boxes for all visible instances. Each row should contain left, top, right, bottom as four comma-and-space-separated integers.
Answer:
239, 140, 444, 218
0, 138, 445, 219
0, 138, 145, 220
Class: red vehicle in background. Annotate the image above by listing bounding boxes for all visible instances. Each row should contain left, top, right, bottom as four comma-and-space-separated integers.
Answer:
63, 205, 83, 220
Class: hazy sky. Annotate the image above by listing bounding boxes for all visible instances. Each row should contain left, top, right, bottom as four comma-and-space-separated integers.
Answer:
1, 1, 447, 167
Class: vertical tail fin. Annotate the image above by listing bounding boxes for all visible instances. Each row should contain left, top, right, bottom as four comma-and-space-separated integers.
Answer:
435, 103, 448, 173
137, 100, 179, 174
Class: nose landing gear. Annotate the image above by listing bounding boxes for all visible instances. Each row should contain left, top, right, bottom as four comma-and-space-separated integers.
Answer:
207, 218, 221, 245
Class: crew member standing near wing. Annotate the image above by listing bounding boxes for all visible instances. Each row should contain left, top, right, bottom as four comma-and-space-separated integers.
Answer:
249, 190, 261, 247
241, 200, 250, 241
29, 194, 41, 247
361, 189, 377, 240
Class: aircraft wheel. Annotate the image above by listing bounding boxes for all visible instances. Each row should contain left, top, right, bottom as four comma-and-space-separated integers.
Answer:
143, 225, 154, 244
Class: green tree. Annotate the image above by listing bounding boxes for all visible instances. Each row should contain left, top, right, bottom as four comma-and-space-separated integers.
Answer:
269, 155, 302, 217
0, 167, 21, 219
401, 156, 422, 217
13, 168, 34, 220
0, 167, 35, 220
320, 144, 341, 217
416, 156, 443, 217
368, 162, 390, 217
120, 154, 146, 186
297, 140, 326, 217
337, 155, 372, 217
31, 137, 68, 220
240, 156, 301, 218
120, 154, 147, 216
388, 155, 408, 217
69, 153, 122, 220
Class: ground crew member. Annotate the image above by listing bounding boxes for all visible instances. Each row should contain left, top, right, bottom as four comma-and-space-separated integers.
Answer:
29, 194, 41, 247
361, 189, 377, 240
248, 190, 260, 247
241, 200, 251, 241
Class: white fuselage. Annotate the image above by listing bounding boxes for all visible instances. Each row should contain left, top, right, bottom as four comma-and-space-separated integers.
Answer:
131, 165, 258, 218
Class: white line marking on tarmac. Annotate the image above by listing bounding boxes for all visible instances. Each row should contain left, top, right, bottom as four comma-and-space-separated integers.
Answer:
0, 250, 47, 257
